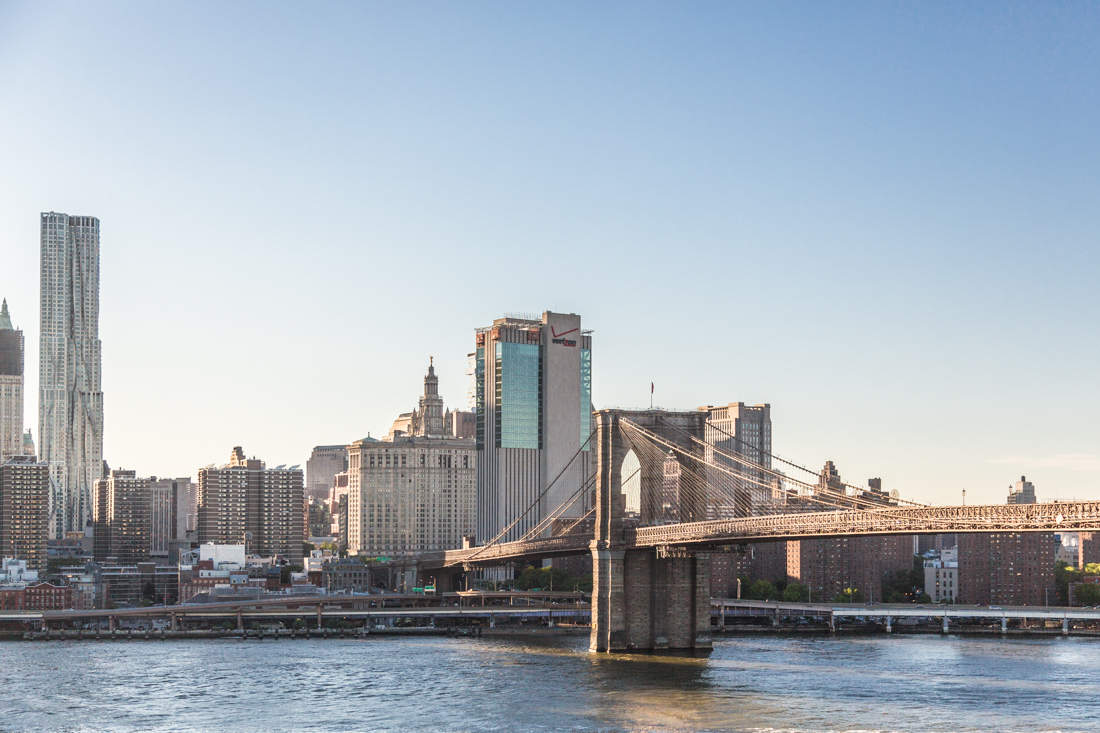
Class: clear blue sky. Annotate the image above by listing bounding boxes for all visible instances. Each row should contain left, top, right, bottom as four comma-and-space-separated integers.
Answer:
1, 2, 1098, 505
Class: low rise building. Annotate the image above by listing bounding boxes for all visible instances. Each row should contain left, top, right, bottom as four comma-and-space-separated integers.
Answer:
24, 581, 71, 610
924, 548, 959, 603
48, 531, 93, 562
321, 557, 371, 593
0, 556, 38, 584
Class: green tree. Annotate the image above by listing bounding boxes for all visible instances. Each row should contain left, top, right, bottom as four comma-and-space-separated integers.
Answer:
516, 566, 569, 591
1055, 561, 1082, 606
1074, 583, 1100, 606
1082, 563, 1100, 576
782, 583, 809, 603
303, 541, 316, 555
747, 580, 777, 601
280, 564, 304, 585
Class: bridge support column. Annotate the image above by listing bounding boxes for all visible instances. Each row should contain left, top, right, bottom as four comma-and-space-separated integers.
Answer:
1001, 617, 1007, 634
317, 605, 323, 628
886, 615, 892, 633
236, 609, 243, 631
434, 567, 467, 595
590, 545, 711, 652
589, 545, 626, 652
1063, 618, 1069, 635
942, 615, 949, 634
170, 613, 177, 632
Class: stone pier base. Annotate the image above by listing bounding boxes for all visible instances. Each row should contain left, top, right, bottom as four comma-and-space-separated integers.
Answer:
590, 545, 711, 652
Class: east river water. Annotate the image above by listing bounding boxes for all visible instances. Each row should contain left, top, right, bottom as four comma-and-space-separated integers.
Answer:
1, 634, 1098, 732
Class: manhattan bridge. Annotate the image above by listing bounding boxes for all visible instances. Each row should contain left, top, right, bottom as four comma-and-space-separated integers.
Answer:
422, 408, 1100, 652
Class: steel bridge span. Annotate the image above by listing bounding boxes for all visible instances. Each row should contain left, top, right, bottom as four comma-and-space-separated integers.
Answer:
423, 500, 1100, 569
428, 409, 1100, 653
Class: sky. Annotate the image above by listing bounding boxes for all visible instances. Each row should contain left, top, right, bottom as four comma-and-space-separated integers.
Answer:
1, 2, 1098, 506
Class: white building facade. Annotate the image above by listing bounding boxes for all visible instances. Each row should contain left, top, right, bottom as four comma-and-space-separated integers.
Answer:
924, 548, 959, 603
39, 213, 104, 538
346, 362, 476, 558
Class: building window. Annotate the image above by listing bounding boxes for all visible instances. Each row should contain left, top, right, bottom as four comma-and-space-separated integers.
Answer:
494, 341, 542, 449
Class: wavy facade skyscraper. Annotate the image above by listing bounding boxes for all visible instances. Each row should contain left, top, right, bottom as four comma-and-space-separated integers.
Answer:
39, 213, 104, 538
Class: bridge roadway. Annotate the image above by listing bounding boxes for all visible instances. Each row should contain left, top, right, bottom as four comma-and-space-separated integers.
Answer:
0, 591, 591, 628
714, 599, 1100, 631
423, 500, 1100, 568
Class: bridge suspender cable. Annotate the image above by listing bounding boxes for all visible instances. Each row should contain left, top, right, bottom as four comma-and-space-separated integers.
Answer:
466, 428, 598, 560
626, 418, 923, 517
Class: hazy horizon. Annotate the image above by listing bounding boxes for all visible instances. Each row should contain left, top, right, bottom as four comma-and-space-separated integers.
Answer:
2, 2, 1099, 505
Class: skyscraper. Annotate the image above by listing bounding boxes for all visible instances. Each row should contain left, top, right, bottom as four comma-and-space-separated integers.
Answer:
346, 361, 476, 558
39, 213, 104, 539
701, 402, 773, 517
92, 470, 151, 564
474, 311, 593, 545
0, 300, 24, 462
197, 447, 304, 562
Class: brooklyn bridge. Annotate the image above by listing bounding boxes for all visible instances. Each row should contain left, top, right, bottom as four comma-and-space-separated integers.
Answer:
422, 409, 1100, 652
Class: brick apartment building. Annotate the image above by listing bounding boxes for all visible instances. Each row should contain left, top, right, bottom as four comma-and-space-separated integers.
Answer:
786, 535, 913, 602
958, 532, 1057, 606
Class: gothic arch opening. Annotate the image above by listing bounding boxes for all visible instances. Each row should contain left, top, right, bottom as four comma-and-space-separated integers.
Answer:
621, 448, 640, 517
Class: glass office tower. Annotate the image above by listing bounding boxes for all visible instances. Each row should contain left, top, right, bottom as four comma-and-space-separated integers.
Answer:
475, 312, 593, 546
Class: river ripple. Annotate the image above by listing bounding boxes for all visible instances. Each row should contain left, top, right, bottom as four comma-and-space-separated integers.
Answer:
1, 634, 1097, 732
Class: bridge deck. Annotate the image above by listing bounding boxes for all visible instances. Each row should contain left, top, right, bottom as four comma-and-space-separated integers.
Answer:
426, 501, 1100, 568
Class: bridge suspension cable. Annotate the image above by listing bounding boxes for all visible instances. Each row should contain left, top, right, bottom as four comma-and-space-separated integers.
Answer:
617, 418, 924, 528
466, 428, 597, 561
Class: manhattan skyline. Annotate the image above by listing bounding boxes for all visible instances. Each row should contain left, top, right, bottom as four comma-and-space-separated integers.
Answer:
1, 3, 1099, 505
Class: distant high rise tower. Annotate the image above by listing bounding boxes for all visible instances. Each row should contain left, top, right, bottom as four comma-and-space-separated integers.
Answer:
0, 299, 24, 462
38, 213, 104, 539
474, 311, 593, 545
701, 403, 773, 517
306, 445, 348, 502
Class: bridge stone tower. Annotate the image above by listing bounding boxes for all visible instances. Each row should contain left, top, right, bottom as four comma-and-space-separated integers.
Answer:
590, 409, 712, 652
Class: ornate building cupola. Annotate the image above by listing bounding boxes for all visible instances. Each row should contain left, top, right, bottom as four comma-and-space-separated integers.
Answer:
417, 357, 446, 437
0, 299, 12, 330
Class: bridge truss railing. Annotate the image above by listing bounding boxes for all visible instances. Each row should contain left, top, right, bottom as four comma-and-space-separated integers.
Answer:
629, 500, 1100, 547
